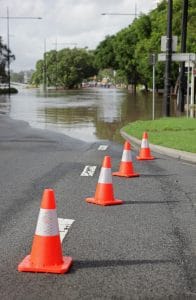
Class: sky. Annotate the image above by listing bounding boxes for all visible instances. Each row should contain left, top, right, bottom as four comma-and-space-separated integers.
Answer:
0, 0, 160, 72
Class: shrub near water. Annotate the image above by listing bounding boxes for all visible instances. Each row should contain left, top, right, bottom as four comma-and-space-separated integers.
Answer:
122, 118, 196, 153
0, 87, 18, 94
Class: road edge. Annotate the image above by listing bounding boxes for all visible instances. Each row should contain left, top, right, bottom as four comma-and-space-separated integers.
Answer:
120, 129, 196, 165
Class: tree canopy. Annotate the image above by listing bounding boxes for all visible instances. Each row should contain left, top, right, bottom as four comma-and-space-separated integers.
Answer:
31, 48, 97, 89
94, 0, 196, 90
32, 0, 196, 90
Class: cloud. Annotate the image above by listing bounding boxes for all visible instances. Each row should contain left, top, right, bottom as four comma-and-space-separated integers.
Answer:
0, 0, 158, 71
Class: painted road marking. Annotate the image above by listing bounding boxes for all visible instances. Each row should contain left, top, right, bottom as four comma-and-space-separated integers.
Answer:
58, 218, 75, 242
81, 165, 97, 176
98, 145, 108, 151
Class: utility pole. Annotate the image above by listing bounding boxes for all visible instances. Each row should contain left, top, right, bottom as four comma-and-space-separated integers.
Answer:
152, 54, 156, 120
163, 0, 173, 117
43, 39, 47, 91
178, 0, 188, 113
6, 8, 11, 95
134, 4, 137, 19
54, 39, 58, 90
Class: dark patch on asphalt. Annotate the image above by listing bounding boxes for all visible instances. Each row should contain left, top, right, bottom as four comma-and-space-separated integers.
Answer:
123, 200, 180, 205
73, 258, 179, 269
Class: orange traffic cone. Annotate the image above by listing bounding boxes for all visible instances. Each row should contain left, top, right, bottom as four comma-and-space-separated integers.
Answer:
113, 141, 140, 178
18, 189, 73, 274
136, 132, 155, 160
86, 156, 123, 206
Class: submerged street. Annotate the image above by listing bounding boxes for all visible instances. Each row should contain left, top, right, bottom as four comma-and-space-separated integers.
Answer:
0, 87, 164, 143
0, 113, 195, 299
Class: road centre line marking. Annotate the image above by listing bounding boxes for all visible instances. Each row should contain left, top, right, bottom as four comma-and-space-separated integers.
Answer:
80, 165, 97, 176
58, 218, 75, 242
98, 145, 108, 150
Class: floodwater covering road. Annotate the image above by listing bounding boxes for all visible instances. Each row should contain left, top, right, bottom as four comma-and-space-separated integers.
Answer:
0, 87, 164, 143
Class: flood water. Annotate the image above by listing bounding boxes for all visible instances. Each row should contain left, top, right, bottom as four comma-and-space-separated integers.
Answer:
0, 87, 164, 143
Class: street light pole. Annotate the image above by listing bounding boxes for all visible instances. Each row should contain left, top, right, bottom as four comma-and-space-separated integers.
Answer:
0, 9, 42, 94
6, 8, 11, 95
101, 12, 138, 18
152, 54, 156, 120
163, 0, 173, 117
43, 39, 47, 91
178, 0, 188, 113
101, 3, 138, 19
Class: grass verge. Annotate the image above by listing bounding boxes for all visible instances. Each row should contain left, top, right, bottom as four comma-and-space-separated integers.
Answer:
122, 117, 196, 153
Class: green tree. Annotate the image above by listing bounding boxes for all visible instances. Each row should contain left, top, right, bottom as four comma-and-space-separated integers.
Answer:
94, 35, 118, 70
113, 24, 140, 91
32, 0, 196, 91
31, 48, 97, 89
31, 60, 44, 87
94, 0, 196, 91
0, 36, 15, 83
57, 48, 97, 88
186, 0, 196, 52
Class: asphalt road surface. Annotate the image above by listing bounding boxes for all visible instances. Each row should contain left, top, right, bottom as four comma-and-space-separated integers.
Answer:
0, 115, 196, 300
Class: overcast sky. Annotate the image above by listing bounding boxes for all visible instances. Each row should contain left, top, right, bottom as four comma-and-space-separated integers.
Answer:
1, 0, 159, 72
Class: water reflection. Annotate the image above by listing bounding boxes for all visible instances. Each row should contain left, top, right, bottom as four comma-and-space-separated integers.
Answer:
0, 87, 163, 143
0, 94, 11, 114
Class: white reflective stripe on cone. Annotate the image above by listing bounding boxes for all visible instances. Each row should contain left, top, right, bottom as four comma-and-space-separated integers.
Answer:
141, 139, 149, 148
98, 167, 112, 183
35, 208, 59, 236
122, 150, 132, 162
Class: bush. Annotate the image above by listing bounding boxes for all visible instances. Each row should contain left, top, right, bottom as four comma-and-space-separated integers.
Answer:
0, 87, 18, 94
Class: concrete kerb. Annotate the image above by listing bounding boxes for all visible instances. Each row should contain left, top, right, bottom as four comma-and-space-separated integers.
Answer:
120, 129, 196, 165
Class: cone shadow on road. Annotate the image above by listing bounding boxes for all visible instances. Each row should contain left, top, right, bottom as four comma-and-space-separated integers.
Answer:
123, 200, 180, 205
140, 173, 177, 177
73, 259, 178, 270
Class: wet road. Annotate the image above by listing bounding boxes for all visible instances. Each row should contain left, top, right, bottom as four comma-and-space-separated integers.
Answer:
0, 115, 196, 299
